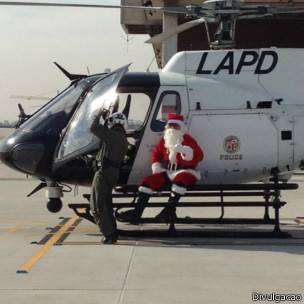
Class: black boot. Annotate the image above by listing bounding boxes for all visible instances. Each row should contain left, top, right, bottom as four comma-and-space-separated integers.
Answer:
102, 230, 118, 244
155, 193, 181, 223
116, 192, 150, 224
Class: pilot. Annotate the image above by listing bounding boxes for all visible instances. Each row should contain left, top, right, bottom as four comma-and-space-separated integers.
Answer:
117, 113, 204, 224
90, 110, 128, 244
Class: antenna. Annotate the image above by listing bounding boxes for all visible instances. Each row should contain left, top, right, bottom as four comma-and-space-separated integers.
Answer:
120, 33, 135, 52
54, 62, 87, 81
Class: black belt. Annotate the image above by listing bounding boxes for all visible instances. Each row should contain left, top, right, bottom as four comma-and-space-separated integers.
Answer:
167, 163, 195, 171
97, 159, 121, 169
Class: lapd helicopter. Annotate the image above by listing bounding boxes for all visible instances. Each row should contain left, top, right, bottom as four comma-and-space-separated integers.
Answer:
0, 0, 304, 216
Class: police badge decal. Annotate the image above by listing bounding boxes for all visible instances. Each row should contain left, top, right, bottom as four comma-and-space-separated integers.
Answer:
224, 136, 240, 154
220, 135, 243, 160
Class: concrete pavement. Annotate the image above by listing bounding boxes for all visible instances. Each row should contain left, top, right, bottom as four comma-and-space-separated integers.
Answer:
0, 163, 303, 304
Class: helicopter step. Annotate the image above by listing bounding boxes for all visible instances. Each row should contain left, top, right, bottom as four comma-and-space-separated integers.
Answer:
68, 179, 297, 238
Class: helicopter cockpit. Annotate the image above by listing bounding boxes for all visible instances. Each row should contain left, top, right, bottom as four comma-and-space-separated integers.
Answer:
0, 64, 161, 186
55, 66, 128, 163
52, 65, 160, 185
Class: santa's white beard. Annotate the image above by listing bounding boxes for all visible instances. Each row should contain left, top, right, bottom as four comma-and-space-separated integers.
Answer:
164, 128, 184, 162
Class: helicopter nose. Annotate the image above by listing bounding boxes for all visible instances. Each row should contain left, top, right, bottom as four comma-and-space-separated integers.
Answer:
0, 136, 45, 174
0, 137, 16, 169
0, 137, 15, 169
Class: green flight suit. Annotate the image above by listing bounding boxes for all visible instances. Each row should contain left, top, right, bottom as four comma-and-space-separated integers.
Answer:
90, 113, 128, 237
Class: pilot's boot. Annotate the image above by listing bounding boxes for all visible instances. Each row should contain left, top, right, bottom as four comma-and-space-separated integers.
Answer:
116, 192, 150, 224
102, 230, 118, 244
155, 192, 181, 223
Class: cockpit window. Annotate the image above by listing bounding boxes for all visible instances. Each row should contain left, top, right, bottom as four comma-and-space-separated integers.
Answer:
19, 75, 101, 135
56, 66, 129, 161
151, 91, 181, 132
116, 93, 150, 132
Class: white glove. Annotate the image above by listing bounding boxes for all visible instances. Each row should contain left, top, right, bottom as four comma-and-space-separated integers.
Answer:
152, 162, 166, 174
174, 144, 193, 161
173, 143, 183, 154
99, 115, 106, 126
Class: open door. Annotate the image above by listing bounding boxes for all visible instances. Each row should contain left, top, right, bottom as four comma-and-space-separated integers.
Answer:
127, 86, 189, 184
54, 65, 130, 167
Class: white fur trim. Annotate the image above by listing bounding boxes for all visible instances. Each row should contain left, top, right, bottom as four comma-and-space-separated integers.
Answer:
168, 150, 177, 163
167, 119, 185, 130
152, 162, 166, 174
180, 146, 193, 161
171, 184, 186, 195
139, 186, 153, 195
167, 119, 184, 125
167, 120, 187, 134
167, 169, 201, 181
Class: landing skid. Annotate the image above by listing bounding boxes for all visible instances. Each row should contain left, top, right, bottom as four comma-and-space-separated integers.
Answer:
117, 229, 291, 239
68, 171, 297, 239
68, 202, 291, 239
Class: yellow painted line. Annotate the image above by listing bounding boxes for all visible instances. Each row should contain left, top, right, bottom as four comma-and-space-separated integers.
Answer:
7, 227, 18, 233
17, 215, 79, 274
0, 226, 19, 240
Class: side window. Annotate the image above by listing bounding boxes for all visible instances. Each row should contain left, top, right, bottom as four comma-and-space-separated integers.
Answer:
116, 93, 150, 132
151, 91, 181, 132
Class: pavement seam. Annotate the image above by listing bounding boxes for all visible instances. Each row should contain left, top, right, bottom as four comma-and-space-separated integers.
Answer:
117, 231, 139, 304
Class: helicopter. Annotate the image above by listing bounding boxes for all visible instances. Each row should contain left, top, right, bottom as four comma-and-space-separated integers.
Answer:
0, 0, 304, 215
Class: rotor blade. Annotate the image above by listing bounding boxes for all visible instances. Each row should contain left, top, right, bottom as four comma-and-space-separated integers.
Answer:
208, 8, 259, 14
268, 6, 304, 14
238, 13, 272, 19
204, 0, 232, 4
237, 6, 304, 17
146, 17, 211, 44
0, 1, 186, 14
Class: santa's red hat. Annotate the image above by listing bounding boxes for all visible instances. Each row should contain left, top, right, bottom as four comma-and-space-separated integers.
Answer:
166, 113, 186, 129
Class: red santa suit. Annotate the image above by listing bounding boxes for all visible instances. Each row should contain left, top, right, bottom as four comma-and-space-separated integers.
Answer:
139, 113, 204, 195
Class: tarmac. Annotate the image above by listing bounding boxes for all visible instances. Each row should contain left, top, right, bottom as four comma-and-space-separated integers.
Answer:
0, 129, 304, 304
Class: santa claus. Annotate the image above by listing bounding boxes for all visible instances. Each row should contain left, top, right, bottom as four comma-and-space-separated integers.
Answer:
117, 113, 204, 224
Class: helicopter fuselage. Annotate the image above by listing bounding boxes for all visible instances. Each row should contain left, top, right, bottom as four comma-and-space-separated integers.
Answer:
1, 48, 304, 188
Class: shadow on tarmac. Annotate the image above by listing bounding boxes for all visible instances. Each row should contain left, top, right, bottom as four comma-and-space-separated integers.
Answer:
80, 224, 304, 256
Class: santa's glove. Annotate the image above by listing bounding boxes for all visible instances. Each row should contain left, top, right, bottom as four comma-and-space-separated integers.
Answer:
174, 144, 193, 161
152, 162, 166, 174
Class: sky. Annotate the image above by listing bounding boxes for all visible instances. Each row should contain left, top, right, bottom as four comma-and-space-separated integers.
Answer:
0, 0, 159, 122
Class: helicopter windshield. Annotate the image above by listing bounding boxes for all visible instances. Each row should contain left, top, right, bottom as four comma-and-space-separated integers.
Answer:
56, 65, 129, 161
19, 75, 101, 134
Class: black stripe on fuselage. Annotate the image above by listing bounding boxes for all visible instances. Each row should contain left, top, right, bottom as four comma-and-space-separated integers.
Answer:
118, 72, 160, 91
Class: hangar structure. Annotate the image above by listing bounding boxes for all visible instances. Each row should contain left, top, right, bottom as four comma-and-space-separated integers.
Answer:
120, 0, 304, 67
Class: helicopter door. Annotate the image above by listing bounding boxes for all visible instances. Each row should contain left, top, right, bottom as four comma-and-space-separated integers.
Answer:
127, 87, 188, 184
54, 65, 129, 167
